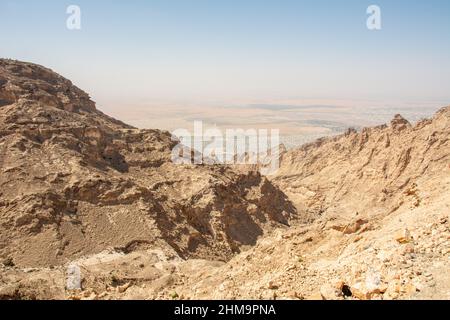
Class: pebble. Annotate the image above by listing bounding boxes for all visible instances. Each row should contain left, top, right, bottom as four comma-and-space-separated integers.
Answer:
268, 281, 279, 290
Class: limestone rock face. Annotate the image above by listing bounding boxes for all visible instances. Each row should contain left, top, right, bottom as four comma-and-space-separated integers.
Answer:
1, 59, 449, 301
0, 59, 296, 269
390, 114, 411, 131
272, 104, 450, 225
161, 105, 449, 301
0, 60, 95, 112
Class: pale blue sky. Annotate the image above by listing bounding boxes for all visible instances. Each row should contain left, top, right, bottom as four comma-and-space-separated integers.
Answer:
1, 0, 449, 108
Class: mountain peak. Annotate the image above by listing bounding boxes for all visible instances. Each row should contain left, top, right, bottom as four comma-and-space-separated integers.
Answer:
390, 113, 411, 131
0, 59, 95, 112
0, 59, 133, 131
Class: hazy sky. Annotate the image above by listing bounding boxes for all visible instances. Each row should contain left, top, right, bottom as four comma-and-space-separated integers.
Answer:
1, 0, 450, 109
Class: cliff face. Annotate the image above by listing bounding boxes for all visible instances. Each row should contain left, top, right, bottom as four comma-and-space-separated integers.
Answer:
0, 59, 295, 268
165, 106, 449, 301
273, 106, 450, 224
0, 59, 449, 300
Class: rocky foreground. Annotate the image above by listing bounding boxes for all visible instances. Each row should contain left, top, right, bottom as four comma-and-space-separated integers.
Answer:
0, 59, 449, 300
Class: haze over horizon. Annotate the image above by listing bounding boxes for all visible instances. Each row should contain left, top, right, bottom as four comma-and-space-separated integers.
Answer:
1, 0, 449, 139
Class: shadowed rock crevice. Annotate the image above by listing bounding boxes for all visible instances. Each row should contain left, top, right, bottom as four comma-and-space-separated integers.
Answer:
0, 59, 296, 268
1, 59, 448, 301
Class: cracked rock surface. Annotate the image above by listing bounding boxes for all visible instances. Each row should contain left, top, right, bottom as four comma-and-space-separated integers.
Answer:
0, 59, 449, 300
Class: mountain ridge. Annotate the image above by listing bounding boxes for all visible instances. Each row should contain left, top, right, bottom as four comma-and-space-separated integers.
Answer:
0, 59, 296, 269
0, 59, 448, 300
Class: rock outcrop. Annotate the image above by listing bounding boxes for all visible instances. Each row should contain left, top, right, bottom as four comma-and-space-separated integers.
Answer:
0, 59, 449, 300
157, 105, 449, 301
272, 106, 449, 224
0, 59, 296, 269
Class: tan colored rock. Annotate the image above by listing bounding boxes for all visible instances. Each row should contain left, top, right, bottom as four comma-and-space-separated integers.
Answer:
383, 280, 402, 300
402, 283, 418, 296
306, 292, 324, 300
320, 284, 342, 300
117, 282, 131, 293
268, 281, 279, 290
350, 280, 387, 300
350, 282, 370, 300
395, 229, 412, 244
1, 59, 450, 301
330, 219, 369, 234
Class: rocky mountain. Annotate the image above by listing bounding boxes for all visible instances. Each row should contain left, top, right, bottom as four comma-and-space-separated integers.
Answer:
0, 59, 295, 270
0, 59, 448, 300
167, 105, 450, 300
273, 108, 450, 223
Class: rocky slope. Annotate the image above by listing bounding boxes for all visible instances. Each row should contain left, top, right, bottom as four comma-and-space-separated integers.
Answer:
164, 108, 450, 300
0, 59, 295, 271
0, 59, 448, 300
273, 110, 450, 224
